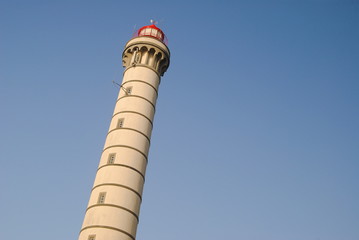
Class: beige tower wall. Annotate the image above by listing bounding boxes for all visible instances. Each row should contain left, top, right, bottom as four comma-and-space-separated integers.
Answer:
79, 35, 170, 240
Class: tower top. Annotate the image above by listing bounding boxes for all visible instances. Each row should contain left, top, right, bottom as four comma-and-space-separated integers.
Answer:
133, 22, 168, 45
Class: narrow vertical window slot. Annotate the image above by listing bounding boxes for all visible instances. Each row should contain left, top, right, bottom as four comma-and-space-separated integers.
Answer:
126, 86, 132, 94
117, 118, 124, 128
108, 153, 116, 164
98, 192, 106, 204
88, 235, 96, 240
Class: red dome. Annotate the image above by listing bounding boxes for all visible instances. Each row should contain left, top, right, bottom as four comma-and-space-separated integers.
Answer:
135, 24, 167, 44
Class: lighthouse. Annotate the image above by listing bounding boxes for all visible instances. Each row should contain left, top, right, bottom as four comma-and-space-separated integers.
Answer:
78, 22, 170, 240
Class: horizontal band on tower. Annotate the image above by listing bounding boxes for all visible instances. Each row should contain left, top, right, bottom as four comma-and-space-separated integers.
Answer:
102, 145, 148, 163
86, 204, 139, 222
112, 111, 153, 126
107, 127, 151, 144
122, 80, 158, 97
92, 183, 142, 201
80, 225, 135, 240
97, 163, 145, 181
116, 95, 156, 111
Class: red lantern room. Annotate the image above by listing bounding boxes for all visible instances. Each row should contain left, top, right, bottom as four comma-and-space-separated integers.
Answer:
133, 22, 168, 45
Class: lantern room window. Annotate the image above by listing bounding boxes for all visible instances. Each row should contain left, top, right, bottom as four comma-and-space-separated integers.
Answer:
135, 24, 167, 44
151, 29, 158, 37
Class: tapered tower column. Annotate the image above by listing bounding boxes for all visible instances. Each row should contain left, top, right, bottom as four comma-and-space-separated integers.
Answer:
79, 23, 170, 240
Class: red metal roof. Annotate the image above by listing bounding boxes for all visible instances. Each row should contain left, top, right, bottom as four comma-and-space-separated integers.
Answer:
134, 24, 168, 45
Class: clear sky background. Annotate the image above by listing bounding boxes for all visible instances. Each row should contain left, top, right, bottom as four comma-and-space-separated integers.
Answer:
0, 0, 358, 239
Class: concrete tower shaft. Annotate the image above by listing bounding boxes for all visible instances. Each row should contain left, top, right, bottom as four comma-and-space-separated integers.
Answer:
78, 26, 170, 240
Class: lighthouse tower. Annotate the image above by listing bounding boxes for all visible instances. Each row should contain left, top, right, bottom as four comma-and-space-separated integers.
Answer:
78, 23, 170, 240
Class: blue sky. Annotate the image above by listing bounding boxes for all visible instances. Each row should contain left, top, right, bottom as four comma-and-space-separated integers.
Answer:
0, 1, 358, 239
